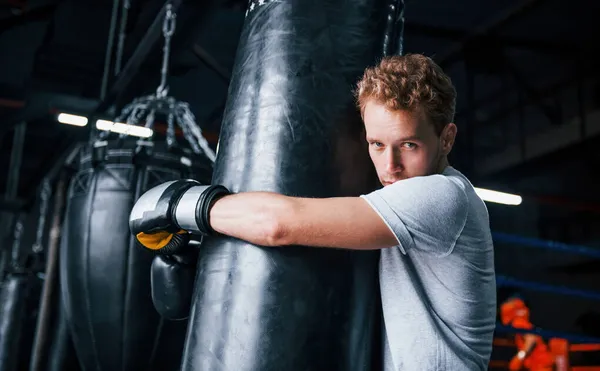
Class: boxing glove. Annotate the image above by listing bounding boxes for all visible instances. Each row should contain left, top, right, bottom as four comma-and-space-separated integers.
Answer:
129, 180, 230, 254
150, 247, 198, 320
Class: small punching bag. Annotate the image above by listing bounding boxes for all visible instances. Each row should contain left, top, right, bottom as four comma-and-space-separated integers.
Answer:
182, 1, 390, 370
60, 139, 212, 371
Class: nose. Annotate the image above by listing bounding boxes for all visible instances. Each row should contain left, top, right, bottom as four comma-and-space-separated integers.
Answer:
385, 148, 403, 173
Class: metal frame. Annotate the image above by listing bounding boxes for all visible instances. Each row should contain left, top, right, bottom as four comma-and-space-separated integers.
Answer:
93, 0, 183, 115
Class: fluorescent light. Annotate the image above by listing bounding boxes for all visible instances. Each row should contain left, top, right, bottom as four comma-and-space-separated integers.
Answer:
95, 119, 114, 131
95, 119, 153, 138
474, 187, 522, 206
58, 113, 88, 127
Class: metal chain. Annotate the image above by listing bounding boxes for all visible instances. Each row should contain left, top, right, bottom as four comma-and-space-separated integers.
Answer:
11, 215, 25, 270
110, 1, 216, 163
395, 0, 405, 56
157, 3, 176, 98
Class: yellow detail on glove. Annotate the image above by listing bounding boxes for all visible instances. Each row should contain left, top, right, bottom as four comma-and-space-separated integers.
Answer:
136, 230, 187, 250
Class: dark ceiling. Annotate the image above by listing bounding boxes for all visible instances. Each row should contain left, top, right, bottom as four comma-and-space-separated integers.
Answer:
1, 0, 599, 219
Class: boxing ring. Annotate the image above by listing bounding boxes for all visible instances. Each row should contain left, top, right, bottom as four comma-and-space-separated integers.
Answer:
490, 231, 600, 370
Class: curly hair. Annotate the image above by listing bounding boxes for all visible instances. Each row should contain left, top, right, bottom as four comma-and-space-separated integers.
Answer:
355, 54, 456, 136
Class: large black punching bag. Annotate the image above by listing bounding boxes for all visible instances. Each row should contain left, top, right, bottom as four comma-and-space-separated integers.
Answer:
182, 1, 389, 370
60, 140, 212, 371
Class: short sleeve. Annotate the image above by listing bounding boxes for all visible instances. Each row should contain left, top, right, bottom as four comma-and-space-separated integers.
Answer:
360, 174, 469, 256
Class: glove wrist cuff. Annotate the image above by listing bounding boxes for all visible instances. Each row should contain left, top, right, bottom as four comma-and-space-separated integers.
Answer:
195, 185, 230, 235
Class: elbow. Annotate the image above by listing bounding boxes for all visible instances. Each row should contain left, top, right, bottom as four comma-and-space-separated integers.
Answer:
262, 217, 287, 247
261, 196, 294, 247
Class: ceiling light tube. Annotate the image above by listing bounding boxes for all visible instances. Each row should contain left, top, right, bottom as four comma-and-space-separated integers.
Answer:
95, 119, 153, 138
474, 187, 522, 206
58, 113, 88, 127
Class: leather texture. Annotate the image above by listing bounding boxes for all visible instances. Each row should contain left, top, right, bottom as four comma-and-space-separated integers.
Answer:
0, 275, 30, 371
45, 301, 81, 371
182, 1, 387, 370
0, 193, 80, 371
0, 215, 45, 371
151, 251, 198, 320
59, 140, 211, 371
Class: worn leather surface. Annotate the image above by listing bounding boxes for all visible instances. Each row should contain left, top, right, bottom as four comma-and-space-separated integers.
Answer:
60, 140, 211, 371
45, 299, 81, 371
0, 275, 30, 371
182, 1, 388, 370
151, 251, 198, 321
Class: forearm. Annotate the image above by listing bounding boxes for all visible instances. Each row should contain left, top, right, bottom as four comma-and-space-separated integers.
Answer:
516, 334, 537, 358
523, 334, 537, 352
209, 192, 291, 246
209, 191, 396, 250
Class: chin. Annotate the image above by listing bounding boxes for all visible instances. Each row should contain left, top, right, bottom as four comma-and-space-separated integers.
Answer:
381, 179, 403, 186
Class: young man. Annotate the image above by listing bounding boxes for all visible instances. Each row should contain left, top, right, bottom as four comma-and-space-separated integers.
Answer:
500, 296, 557, 371
131, 54, 497, 370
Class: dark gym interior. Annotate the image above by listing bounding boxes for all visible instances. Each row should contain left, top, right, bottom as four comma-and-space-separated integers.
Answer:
1, 0, 600, 370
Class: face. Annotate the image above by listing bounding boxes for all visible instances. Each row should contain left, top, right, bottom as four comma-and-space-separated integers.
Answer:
363, 100, 456, 186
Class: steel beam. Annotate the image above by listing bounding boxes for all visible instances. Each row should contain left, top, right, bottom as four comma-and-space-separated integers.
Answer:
5, 122, 26, 199
93, 0, 183, 115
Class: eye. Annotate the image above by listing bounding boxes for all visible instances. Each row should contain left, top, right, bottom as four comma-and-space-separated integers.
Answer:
370, 141, 384, 149
402, 142, 417, 149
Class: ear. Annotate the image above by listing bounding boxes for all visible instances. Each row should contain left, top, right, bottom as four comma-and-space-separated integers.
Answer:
440, 123, 457, 155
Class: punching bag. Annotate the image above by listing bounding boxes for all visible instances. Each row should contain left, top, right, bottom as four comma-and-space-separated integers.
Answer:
60, 139, 212, 371
0, 274, 30, 371
27, 175, 81, 371
45, 302, 80, 371
183, 1, 389, 370
0, 216, 44, 371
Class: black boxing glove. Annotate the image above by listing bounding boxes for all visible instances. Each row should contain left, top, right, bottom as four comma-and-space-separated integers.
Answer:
150, 248, 198, 320
129, 180, 230, 254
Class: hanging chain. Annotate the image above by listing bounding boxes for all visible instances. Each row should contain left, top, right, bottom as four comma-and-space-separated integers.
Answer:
157, 3, 176, 98
110, 1, 217, 163
10, 215, 25, 270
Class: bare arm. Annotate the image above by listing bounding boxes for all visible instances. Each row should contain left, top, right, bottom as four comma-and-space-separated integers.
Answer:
518, 334, 538, 357
209, 191, 398, 249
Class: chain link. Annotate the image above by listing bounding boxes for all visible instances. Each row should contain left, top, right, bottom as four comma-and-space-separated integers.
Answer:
11, 215, 25, 270
157, 2, 176, 97
163, 3, 176, 38
111, 1, 216, 163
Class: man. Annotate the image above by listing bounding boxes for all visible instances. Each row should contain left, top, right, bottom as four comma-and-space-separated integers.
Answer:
500, 295, 556, 371
130, 54, 497, 370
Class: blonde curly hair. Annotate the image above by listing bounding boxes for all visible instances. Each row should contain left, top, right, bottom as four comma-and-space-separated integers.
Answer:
355, 54, 456, 135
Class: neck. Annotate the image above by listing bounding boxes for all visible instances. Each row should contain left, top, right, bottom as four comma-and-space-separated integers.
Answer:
436, 156, 449, 174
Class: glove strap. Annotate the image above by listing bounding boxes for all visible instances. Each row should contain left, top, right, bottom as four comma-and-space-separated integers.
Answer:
195, 185, 230, 235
